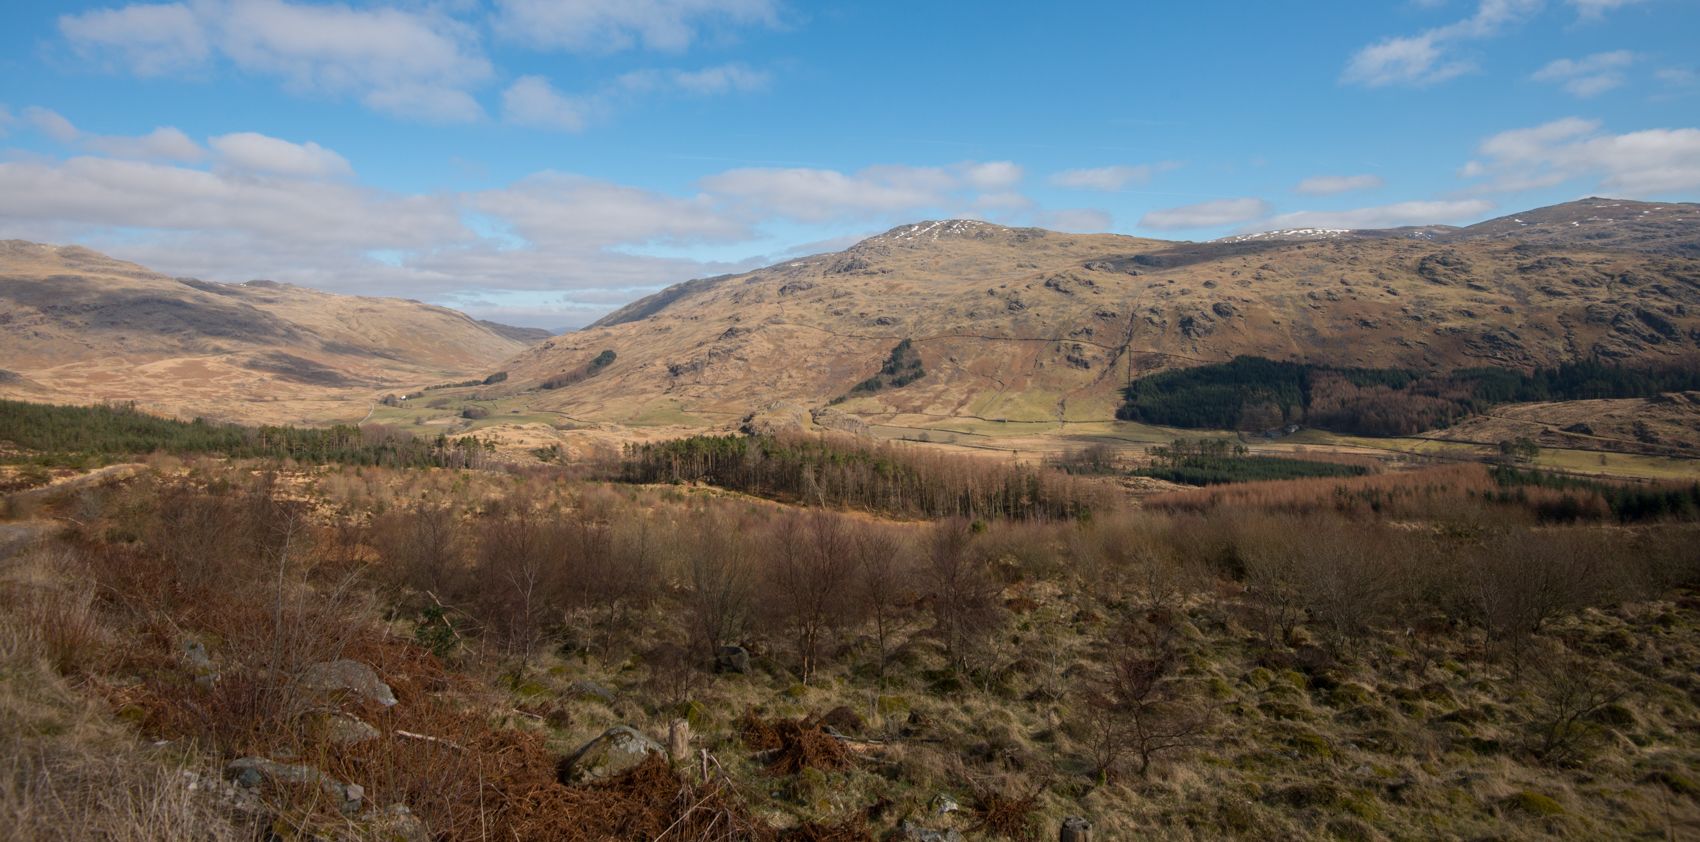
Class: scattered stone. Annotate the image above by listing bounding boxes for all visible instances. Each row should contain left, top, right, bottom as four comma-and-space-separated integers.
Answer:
567, 679, 615, 704
930, 792, 960, 815
306, 711, 380, 746
299, 659, 396, 707
364, 804, 429, 842
715, 645, 751, 674
897, 821, 964, 842
1060, 816, 1092, 842
182, 638, 216, 688
181, 638, 211, 670
225, 757, 364, 816
558, 726, 666, 784
820, 705, 866, 736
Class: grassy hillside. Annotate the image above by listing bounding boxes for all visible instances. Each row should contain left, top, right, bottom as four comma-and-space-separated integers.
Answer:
3, 442, 1699, 839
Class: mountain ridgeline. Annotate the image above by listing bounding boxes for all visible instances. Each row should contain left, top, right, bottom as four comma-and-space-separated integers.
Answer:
500, 199, 1700, 432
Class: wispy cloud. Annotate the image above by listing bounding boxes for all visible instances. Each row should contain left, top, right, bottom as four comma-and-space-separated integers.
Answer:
700, 161, 1024, 222
1049, 162, 1181, 192
1139, 198, 1271, 230
491, 0, 782, 53
1293, 174, 1385, 196
60, 1, 492, 122
1532, 50, 1636, 97
1342, 0, 1541, 88
1245, 199, 1495, 232
1568, 0, 1651, 20
1461, 117, 1700, 195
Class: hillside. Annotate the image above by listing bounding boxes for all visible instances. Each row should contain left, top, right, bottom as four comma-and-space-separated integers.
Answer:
0, 241, 540, 424
497, 200, 1700, 430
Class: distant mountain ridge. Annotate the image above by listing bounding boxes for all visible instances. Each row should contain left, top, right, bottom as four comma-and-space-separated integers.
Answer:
497, 198, 1700, 429
0, 240, 546, 424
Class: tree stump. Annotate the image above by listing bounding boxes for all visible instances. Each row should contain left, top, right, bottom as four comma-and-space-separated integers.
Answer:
667, 719, 692, 762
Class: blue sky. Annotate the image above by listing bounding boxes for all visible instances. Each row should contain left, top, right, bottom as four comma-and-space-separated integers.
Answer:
2, 0, 1697, 328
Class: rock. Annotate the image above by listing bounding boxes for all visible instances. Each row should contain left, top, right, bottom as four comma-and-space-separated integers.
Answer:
567, 679, 615, 704
558, 726, 665, 783
306, 711, 380, 746
714, 645, 751, 675
930, 792, 960, 815
364, 804, 429, 842
897, 821, 965, 842
181, 638, 212, 671
820, 705, 866, 736
1060, 816, 1092, 841
300, 659, 396, 707
182, 638, 216, 688
225, 757, 364, 816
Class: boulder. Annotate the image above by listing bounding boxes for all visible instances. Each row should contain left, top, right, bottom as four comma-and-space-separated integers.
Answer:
300, 659, 397, 707
363, 804, 429, 842
306, 711, 380, 746
225, 757, 363, 816
558, 726, 665, 783
1060, 816, 1092, 841
821, 705, 866, 736
897, 821, 965, 842
714, 645, 751, 675
567, 679, 615, 704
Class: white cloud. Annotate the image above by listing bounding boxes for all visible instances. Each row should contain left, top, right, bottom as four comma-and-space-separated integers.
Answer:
1293, 174, 1386, 195
363, 84, 485, 123
667, 63, 770, 94
1049, 162, 1180, 191
1342, 0, 1541, 87
1138, 198, 1271, 230
1657, 68, 1698, 88
960, 161, 1024, 191
0, 156, 462, 251
209, 132, 351, 178
700, 161, 1022, 222
492, 0, 781, 53
502, 76, 589, 132
1463, 117, 1700, 195
60, 1, 492, 122
0, 152, 748, 324
1532, 50, 1635, 97
1569, 0, 1649, 19
23, 107, 81, 143
1247, 199, 1496, 232
471, 171, 745, 247
58, 2, 210, 76
1037, 208, 1112, 233
19, 107, 205, 163
87, 127, 205, 162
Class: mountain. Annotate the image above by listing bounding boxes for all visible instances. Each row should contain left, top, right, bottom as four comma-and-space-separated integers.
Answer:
496, 200, 1700, 428
0, 241, 541, 424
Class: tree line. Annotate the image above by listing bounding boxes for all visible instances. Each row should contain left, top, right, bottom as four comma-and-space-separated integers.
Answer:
1118, 356, 1700, 436
619, 432, 1098, 520
0, 398, 498, 469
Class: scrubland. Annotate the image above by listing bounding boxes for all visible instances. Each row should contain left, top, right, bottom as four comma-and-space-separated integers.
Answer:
1, 446, 1698, 840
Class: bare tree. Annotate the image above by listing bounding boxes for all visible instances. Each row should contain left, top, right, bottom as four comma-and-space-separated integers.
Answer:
854, 524, 912, 683
1079, 621, 1213, 780
764, 511, 856, 685
923, 518, 1002, 671
683, 509, 756, 660
1525, 653, 1633, 766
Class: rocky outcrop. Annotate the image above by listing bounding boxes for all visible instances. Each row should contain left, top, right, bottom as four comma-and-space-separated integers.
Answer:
225, 757, 364, 816
558, 726, 666, 783
300, 659, 397, 707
